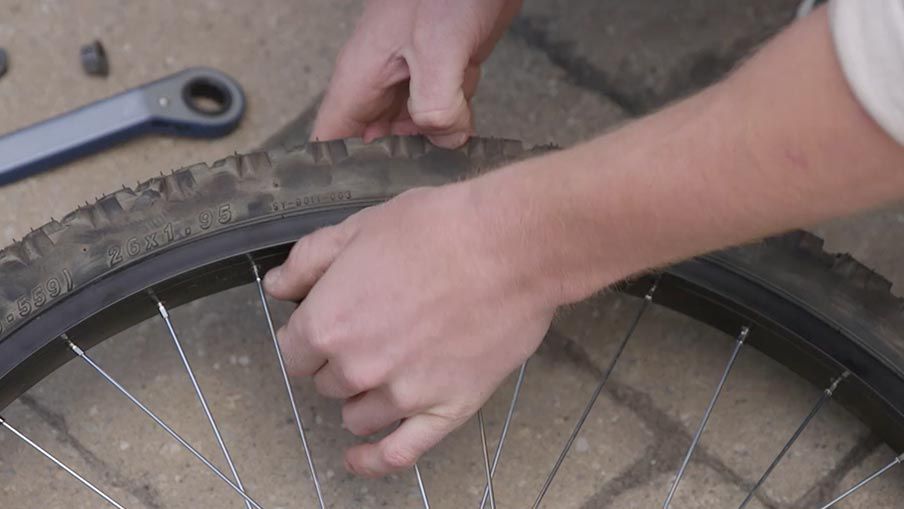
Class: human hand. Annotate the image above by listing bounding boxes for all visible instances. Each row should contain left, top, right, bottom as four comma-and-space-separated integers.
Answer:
264, 182, 555, 477
311, 0, 522, 148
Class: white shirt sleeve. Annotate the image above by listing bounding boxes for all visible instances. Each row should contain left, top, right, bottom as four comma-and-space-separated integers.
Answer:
830, 0, 904, 145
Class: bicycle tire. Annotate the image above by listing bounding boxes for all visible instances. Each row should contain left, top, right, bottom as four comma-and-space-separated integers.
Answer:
0, 135, 902, 455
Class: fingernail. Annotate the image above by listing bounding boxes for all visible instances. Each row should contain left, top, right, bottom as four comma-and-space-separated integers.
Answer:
263, 265, 283, 289
429, 132, 469, 149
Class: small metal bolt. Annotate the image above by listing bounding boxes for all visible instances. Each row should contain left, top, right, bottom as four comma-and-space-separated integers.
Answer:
80, 40, 109, 77
158, 97, 170, 107
0, 48, 8, 80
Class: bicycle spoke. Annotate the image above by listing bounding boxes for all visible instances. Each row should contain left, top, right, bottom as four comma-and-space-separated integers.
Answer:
533, 280, 659, 509
819, 452, 904, 509
251, 263, 326, 509
0, 416, 128, 509
662, 326, 749, 509
478, 409, 497, 509
156, 301, 251, 509
414, 462, 431, 508
66, 340, 267, 509
737, 371, 849, 509
479, 361, 528, 509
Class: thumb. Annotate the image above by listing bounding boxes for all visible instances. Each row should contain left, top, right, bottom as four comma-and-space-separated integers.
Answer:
264, 222, 355, 301
406, 51, 473, 149
345, 414, 458, 477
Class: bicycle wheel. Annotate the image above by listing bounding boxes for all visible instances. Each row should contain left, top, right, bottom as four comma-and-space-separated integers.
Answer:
0, 136, 901, 508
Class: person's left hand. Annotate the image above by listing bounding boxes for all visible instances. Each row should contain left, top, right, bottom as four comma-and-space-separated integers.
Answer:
264, 182, 555, 477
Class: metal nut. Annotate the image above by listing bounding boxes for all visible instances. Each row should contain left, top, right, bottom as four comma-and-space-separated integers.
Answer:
0, 48, 8, 80
80, 40, 109, 77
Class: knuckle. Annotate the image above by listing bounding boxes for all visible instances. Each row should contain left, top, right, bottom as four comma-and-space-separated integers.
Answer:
410, 107, 462, 132
289, 312, 333, 355
442, 401, 478, 424
348, 425, 372, 438
286, 236, 313, 271
385, 385, 419, 414
287, 226, 342, 270
275, 326, 293, 356
324, 224, 350, 246
380, 443, 417, 471
341, 406, 364, 434
315, 373, 346, 398
285, 312, 308, 343
338, 366, 378, 394
343, 414, 374, 437
307, 327, 336, 355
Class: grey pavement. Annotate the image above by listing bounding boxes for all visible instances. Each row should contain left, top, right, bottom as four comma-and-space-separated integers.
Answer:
1, 1, 903, 507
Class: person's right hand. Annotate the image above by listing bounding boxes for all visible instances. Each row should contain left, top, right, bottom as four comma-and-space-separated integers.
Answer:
311, 0, 522, 148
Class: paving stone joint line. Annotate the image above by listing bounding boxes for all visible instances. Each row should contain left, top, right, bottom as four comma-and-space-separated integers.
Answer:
19, 394, 163, 509
542, 328, 879, 509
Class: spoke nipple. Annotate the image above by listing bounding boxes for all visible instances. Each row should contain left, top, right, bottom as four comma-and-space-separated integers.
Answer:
157, 301, 169, 319
827, 371, 849, 396
738, 325, 751, 342
66, 339, 85, 356
645, 277, 661, 300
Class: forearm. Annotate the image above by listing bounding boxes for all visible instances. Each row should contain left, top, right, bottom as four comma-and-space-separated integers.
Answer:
472, 7, 904, 306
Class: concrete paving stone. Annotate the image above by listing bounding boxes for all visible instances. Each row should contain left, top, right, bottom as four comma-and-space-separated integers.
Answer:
473, 34, 627, 148
517, 0, 800, 113
609, 463, 769, 509
0, 0, 361, 247
830, 445, 904, 508
0, 398, 134, 509
552, 292, 871, 506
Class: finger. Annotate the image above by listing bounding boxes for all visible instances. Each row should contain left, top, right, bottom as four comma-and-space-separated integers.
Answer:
363, 91, 410, 142
311, 63, 380, 140
389, 104, 419, 136
462, 64, 481, 100
342, 389, 405, 437
389, 118, 419, 136
313, 363, 363, 400
362, 120, 392, 143
276, 322, 326, 378
312, 44, 410, 141
345, 413, 459, 477
406, 49, 472, 148
264, 222, 353, 302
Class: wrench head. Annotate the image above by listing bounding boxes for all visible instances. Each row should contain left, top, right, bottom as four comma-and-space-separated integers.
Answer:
144, 67, 246, 138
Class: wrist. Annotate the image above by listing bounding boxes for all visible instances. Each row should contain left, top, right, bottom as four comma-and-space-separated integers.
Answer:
463, 153, 611, 310
464, 125, 688, 308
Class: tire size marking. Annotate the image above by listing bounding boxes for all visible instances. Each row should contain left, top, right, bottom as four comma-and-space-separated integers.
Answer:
271, 190, 353, 212
107, 203, 234, 268
2, 269, 74, 333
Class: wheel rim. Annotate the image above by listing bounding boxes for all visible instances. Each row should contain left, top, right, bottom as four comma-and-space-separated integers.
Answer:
0, 206, 902, 508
